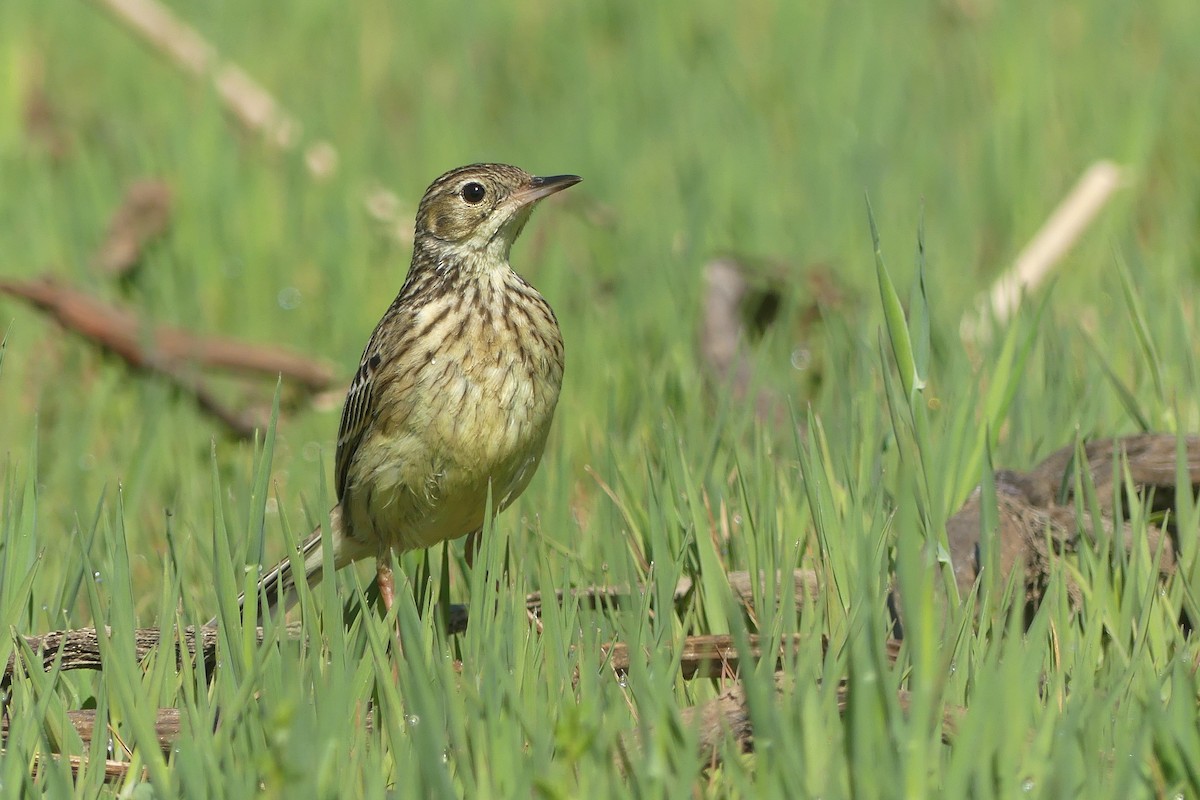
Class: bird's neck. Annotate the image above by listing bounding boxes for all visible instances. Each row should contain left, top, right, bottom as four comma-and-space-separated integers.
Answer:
401, 237, 521, 299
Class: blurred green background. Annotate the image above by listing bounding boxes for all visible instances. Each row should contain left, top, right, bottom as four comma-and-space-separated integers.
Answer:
2, 0, 1199, 795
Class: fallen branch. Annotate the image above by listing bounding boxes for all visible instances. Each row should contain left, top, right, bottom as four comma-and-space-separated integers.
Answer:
19, 751, 149, 784
2, 570, 912, 782
5, 633, 913, 781
1, 709, 181, 756
3, 622, 301, 685
0, 275, 335, 391
603, 632, 877, 680
0, 276, 284, 437
6, 569, 823, 682
521, 569, 821, 618
6, 626, 851, 691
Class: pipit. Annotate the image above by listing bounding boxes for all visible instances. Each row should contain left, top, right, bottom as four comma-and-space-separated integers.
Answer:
250, 163, 579, 617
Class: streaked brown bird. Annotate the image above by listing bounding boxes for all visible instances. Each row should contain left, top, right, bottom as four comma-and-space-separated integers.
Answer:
249, 163, 579, 617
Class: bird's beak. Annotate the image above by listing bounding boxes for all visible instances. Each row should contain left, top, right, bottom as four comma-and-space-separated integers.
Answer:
514, 174, 582, 206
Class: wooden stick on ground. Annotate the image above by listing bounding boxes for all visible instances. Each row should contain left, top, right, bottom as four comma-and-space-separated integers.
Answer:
5, 569, 823, 682
522, 569, 821, 618
7, 627, 860, 691
6, 649, 951, 783
22, 751, 149, 784
4, 633, 915, 781
1, 564, 904, 782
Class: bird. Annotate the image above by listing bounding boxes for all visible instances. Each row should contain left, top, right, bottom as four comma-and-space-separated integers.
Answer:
246, 163, 579, 618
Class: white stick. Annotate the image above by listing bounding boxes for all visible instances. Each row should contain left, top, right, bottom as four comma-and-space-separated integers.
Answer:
88, 0, 416, 242
963, 160, 1128, 340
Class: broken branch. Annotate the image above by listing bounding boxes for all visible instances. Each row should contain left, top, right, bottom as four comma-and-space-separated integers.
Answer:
0, 274, 335, 391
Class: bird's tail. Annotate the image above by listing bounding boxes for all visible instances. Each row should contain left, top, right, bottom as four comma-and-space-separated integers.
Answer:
213, 505, 350, 625
250, 520, 330, 619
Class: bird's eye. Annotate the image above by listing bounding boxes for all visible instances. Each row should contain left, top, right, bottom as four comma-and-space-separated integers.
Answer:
460, 182, 487, 204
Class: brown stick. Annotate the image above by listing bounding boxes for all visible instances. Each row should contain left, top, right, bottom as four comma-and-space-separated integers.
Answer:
2, 570, 903, 780
604, 632, 902, 680
1, 709, 181, 756
92, 179, 173, 278
5, 634, 911, 776
6, 567, 821, 682
17, 750, 149, 783
3, 622, 306, 683
0, 275, 335, 391
6, 626, 856, 689
520, 569, 821, 618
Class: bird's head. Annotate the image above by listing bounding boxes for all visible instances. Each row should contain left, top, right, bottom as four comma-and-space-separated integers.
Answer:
413, 164, 581, 266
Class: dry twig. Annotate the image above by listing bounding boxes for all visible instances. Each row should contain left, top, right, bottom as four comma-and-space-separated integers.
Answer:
6, 570, 824, 683
21, 56, 71, 160
5, 631, 912, 779
0, 274, 337, 437
962, 160, 1128, 339
1, 564, 880, 780
0, 275, 334, 390
92, 179, 173, 278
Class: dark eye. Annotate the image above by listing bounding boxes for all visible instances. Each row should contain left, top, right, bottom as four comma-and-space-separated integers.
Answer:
460, 182, 486, 204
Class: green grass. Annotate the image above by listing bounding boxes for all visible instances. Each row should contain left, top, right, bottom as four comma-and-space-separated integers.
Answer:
3, 0, 1200, 795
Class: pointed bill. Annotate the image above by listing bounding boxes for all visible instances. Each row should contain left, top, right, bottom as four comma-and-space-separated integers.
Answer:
513, 174, 582, 206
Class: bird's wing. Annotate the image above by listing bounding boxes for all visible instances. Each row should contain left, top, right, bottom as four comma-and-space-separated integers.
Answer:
334, 328, 389, 502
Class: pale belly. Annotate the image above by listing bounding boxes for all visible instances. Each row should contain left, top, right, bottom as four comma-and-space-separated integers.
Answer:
343, 333, 562, 554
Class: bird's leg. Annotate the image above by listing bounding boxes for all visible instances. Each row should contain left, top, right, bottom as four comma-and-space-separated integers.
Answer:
377, 558, 396, 613
376, 552, 405, 669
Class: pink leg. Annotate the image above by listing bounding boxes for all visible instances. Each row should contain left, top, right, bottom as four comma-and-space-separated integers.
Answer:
377, 560, 396, 613
376, 557, 404, 671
